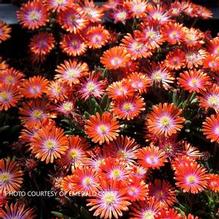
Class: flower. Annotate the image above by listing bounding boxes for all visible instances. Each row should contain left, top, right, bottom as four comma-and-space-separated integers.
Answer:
100, 46, 131, 70
57, 6, 88, 33
155, 208, 182, 219
148, 179, 176, 207
178, 70, 211, 93
161, 22, 185, 45
0, 202, 35, 219
85, 112, 120, 144
0, 84, 21, 111
0, 158, 23, 195
111, 95, 145, 120
58, 135, 89, 170
86, 181, 131, 219
111, 7, 130, 24
46, 0, 73, 12
29, 32, 55, 57
203, 54, 219, 71
0, 21, 11, 43
206, 174, 219, 192
203, 114, 219, 143
129, 198, 161, 219
164, 49, 186, 70
20, 76, 49, 99
17, 0, 48, 30
146, 103, 185, 137
207, 37, 219, 57
30, 124, 68, 163
60, 33, 87, 57
174, 158, 208, 193
55, 60, 89, 86
85, 25, 110, 49
124, 0, 148, 18
136, 145, 167, 169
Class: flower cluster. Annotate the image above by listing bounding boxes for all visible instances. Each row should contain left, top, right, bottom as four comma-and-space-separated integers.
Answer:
0, 0, 219, 218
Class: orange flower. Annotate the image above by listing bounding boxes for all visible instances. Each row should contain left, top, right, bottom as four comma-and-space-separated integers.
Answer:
208, 37, 219, 57
55, 60, 89, 86
203, 114, 219, 143
155, 208, 182, 219
203, 54, 219, 71
111, 95, 145, 120
29, 32, 55, 57
178, 70, 211, 93
57, 6, 88, 33
87, 180, 131, 219
0, 202, 35, 219
206, 174, 219, 192
136, 145, 167, 169
85, 112, 120, 144
0, 21, 11, 43
0, 158, 23, 195
100, 46, 131, 70
30, 124, 68, 163
146, 103, 185, 137
17, 0, 48, 30
124, 0, 148, 18
46, 0, 74, 12
20, 76, 49, 98
0, 84, 21, 111
85, 25, 110, 49
60, 33, 87, 57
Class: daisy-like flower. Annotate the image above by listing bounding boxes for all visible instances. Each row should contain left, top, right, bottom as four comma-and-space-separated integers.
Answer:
139, 23, 164, 50
146, 5, 170, 24
161, 22, 185, 45
0, 67, 24, 87
30, 124, 68, 163
81, 0, 104, 23
57, 6, 88, 33
146, 103, 185, 137
129, 198, 161, 219
58, 135, 89, 171
0, 84, 21, 111
85, 25, 110, 49
78, 73, 106, 100
178, 70, 211, 93
136, 145, 167, 169
107, 79, 135, 100
60, 33, 87, 57
29, 32, 55, 58
203, 114, 219, 143
86, 181, 131, 219
194, 4, 213, 19
164, 49, 186, 70
103, 135, 140, 165
124, 0, 148, 18
85, 112, 120, 144
0, 158, 23, 195
174, 158, 208, 193
206, 174, 219, 192
203, 54, 219, 71
20, 76, 49, 99
19, 99, 54, 128
155, 208, 182, 219
121, 32, 152, 60
148, 179, 176, 207
199, 84, 219, 112
60, 175, 74, 194
46, 0, 73, 12
185, 49, 207, 69
207, 37, 219, 57
46, 80, 69, 102
127, 177, 149, 201
145, 63, 174, 90
127, 72, 152, 94
17, 0, 48, 30
111, 95, 145, 120
0, 202, 35, 219
68, 167, 99, 196
100, 46, 131, 70
111, 7, 130, 24
0, 21, 11, 43
55, 60, 89, 86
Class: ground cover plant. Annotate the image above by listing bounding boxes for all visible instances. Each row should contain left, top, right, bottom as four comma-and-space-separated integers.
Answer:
0, 0, 219, 218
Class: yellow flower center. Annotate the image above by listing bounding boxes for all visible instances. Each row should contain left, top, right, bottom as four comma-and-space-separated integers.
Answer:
5, 75, 15, 84
32, 109, 43, 119
111, 57, 122, 66
103, 192, 116, 205
97, 124, 109, 135
133, 4, 145, 13
186, 175, 197, 184
44, 139, 57, 150
160, 116, 171, 127
111, 169, 121, 179
189, 78, 200, 88
29, 10, 40, 21
208, 95, 219, 106
116, 11, 127, 20
63, 102, 73, 111
86, 82, 96, 92
0, 91, 10, 101
70, 149, 79, 159
143, 210, 155, 219
92, 34, 102, 43
82, 177, 92, 186
153, 72, 163, 81
0, 172, 10, 183
122, 102, 134, 112
56, 0, 65, 4
66, 69, 79, 78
